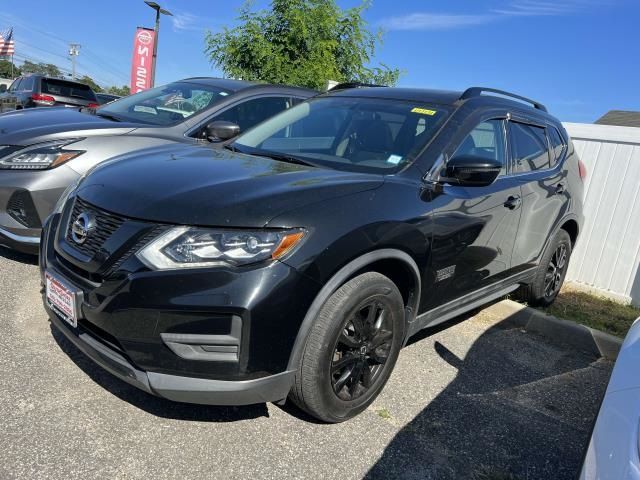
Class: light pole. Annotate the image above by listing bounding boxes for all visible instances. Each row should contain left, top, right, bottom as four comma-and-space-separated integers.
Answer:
144, 1, 172, 88
68, 43, 81, 79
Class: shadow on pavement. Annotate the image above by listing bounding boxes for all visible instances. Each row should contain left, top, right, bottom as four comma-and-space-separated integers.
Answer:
50, 324, 269, 422
0, 245, 38, 265
365, 310, 612, 480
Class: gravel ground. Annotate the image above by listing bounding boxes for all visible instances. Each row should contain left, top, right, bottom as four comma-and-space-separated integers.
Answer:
0, 246, 612, 480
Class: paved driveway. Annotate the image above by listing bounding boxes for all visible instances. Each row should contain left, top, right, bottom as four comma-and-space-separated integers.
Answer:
0, 247, 611, 480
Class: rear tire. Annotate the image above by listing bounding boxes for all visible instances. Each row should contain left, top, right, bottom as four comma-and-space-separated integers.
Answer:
518, 229, 572, 307
290, 272, 405, 423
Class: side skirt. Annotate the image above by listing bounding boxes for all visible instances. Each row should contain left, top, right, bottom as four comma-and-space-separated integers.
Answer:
405, 267, 537, 342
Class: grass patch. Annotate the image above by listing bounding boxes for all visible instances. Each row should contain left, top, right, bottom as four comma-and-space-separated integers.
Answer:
375, 408, 392, 419
538, 287, 639, 338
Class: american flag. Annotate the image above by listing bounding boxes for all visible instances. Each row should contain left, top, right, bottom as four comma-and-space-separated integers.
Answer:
0, 27, 15, 56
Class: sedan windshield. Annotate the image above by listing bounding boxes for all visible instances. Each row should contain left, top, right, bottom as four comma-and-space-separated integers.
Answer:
98, 81, 231, 125
233, 96, 450, 173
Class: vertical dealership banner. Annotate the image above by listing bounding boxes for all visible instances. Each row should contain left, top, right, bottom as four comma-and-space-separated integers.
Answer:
130, 27, 156, 93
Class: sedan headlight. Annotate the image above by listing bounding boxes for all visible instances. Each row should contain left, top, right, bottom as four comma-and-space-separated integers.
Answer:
136, 227, 306, 270
0, 139, 85, 170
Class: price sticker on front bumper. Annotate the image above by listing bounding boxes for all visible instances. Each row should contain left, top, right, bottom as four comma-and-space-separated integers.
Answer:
45, 272, 78, 328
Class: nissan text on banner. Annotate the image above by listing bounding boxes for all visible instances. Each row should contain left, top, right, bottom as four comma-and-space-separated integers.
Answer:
130, 27, 156, 93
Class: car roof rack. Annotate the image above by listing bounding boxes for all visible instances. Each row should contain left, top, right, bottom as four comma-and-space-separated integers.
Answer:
460, 87, 548, 112
329, 82, 387, 91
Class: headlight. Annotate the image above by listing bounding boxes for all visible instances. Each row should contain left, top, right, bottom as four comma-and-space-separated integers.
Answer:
136, 227, 306, 270
0, 139, 85, 170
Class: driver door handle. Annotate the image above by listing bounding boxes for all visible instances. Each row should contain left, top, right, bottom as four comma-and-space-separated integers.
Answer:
504, 195, 521, 210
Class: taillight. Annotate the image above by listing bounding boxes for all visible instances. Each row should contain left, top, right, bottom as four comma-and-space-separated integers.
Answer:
31, 93, 55, 106
578, 158, 587, 180
87, 102, 99, 108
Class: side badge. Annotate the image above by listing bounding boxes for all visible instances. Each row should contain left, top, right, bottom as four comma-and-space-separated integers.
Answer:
436, 265, 456, 282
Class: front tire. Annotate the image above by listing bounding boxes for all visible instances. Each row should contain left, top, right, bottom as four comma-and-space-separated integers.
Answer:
519, 229, 572, 307
290, 272, 405, 423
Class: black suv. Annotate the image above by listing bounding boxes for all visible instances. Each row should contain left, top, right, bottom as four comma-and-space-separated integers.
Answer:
0, 74, 99, 111
40, 86, 585, 422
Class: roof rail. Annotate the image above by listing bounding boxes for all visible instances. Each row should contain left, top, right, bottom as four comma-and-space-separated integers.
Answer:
329, 82, 387, 91
460, 87, 547, 112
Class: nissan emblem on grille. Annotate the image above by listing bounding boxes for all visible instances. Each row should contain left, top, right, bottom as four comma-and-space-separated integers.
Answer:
71, 213, 96, 245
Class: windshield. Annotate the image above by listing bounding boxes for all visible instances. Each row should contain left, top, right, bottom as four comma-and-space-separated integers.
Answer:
233, 96, 450, 173
98, 81, 231, 125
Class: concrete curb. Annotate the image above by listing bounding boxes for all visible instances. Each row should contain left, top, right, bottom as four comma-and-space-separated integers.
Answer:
485, 299, 623, 360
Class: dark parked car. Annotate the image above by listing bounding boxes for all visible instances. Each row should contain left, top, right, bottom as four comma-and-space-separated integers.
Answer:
95, 93, 121, 105
41, 86, 586, 422
0, 74, 99, 111
0, 77, 315, 253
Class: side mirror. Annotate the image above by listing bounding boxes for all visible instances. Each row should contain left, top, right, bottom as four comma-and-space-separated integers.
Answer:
0, 85, 6, 93
205, 121, 241, 142
443, 155, 502, 187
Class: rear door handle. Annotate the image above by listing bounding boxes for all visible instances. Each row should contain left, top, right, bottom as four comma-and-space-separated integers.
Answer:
504, 195, 521, 210
556, 183, 565, 195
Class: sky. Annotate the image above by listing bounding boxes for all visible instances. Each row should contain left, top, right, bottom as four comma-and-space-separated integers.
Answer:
0, 0, 638, 122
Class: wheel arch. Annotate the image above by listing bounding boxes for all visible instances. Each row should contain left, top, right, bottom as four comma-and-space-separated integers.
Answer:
560, 218, 579, 246
286, 249, 421, 372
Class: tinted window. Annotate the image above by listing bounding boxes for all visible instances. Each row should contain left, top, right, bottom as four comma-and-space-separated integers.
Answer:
41, 79, 96, 101
214, 96, 291, 132
99, 81, 229, 126
454, 119, 506, 173
20, 76, 34, 91
510, 122, 550, 172
548, 126, 565, 167
234, 97, 450, 173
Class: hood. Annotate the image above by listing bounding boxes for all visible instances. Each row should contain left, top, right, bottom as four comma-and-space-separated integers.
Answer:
75, 144, 384, 227
0, 107, 141, 145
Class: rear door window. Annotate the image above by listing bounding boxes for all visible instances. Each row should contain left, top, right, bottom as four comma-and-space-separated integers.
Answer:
547, 126, 566, 167
510, 122, 550, 172
41, 79, 96, 101
20, 76, 34, 92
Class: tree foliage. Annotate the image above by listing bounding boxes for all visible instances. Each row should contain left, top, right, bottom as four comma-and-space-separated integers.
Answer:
20, 61, 61, 77
77, 75, 102, 92
204, 0, 401, 90
105, 85, 131, 96
0, 60, 20, 78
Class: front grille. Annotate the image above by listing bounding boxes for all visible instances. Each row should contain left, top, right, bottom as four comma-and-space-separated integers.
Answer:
65, 197, 125, 257
106, 225, 167, 274
7, 190, 41, 228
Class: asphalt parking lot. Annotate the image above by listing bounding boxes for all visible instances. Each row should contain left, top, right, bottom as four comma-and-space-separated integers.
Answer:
0, 246, 612, 480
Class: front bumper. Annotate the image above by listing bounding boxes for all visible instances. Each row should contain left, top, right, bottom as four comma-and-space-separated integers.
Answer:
0, 165, 80, 252
41, 211, 320, 406
48, 310, 296, 405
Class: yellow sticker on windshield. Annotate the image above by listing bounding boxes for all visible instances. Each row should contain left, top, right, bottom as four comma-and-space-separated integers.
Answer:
411, 107, 436, 116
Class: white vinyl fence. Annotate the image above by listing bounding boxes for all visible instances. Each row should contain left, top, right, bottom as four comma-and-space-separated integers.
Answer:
563, 122, 640, 306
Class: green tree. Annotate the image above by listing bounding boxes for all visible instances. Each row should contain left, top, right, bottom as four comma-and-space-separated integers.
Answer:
0, 59, 20, 78
20, 61, 61, 77
204, 0, 401, 90
77, 75, 102, 92
105, 85, 130, 96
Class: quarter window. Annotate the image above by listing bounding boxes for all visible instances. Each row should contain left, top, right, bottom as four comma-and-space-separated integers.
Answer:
453, 119, 506, 174
510, 122, 550, 172
547, 126, 566, 167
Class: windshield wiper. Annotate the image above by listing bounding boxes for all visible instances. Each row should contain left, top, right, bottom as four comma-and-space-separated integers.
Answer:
253, 149, 316, 167
95, 112, 122, 122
